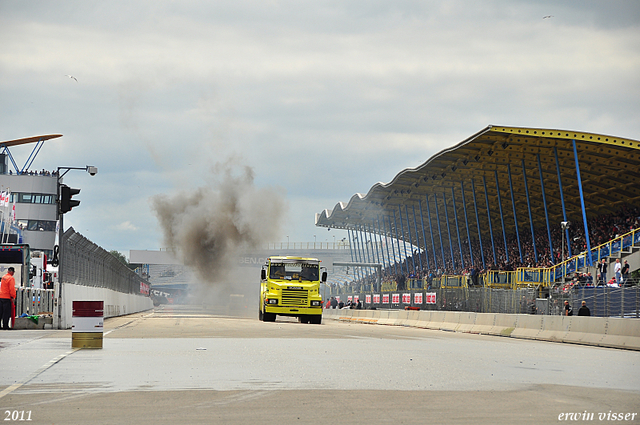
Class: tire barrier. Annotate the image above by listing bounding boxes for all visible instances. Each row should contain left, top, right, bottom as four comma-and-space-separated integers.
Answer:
323, 308, 640, 351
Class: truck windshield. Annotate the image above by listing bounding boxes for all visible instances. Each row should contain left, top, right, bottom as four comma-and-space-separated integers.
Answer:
269, 262, 319, 281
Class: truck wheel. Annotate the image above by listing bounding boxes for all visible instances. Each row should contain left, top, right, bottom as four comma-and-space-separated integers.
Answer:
259, 309, 263, 321
263, 312, 276, 322
310, 315, 322, 325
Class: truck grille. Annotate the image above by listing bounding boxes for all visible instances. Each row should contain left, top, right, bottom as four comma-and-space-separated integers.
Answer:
281, 289, 308, 306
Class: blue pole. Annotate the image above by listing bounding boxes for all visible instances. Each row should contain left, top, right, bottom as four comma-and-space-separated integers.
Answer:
433, 194, 447, 271
471, 179, 486, 269
507, 164, 523, 263
442, 192, 456, 271
393, 210, 406, 275
425, 195, 438, 269
482, 175, 497, 265
461, 182, 474, 267
412, 205, 424, 274
418, 200, 431, 271
451, 187, 465, 269
494, 170, 509, 263
554, 147, 572, 257
537, 154, 555, 264
522, 159, 538, 264
370, 222, 382, 266
376, 216, 388, 269
383, 214, 398, 275
573, 140, 593, 266
347, 229, 359, 281
404, 205, 417, 274
355, 226, 365, 281
396, 207, 410, 275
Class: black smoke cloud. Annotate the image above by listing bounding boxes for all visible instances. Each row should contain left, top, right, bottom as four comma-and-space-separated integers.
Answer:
151, 160, 286, 283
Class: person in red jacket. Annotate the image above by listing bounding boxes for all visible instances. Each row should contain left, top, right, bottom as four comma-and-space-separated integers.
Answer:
0, 267, 16, 330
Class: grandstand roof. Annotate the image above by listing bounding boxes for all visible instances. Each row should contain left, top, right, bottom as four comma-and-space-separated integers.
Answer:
315, 125, 640, 246
0, 134, 62, 147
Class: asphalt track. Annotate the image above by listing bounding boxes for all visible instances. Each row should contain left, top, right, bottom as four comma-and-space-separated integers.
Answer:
0, 305, 639, 425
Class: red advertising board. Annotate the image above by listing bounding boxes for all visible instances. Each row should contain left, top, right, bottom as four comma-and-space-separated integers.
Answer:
402, 293, 411, 304
373, 294, 380, 304
392, 293, 400, 304
414, 292, 423, 304
426, 292, 437, 304
365, 294, 371, 304
382, 294, 389, 304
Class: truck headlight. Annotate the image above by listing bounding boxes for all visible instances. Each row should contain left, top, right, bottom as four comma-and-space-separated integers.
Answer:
267, 299, 278, 305
310, 300, 322, 306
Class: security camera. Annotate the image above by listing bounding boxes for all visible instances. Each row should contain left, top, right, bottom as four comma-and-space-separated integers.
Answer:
87, 166, 98, 176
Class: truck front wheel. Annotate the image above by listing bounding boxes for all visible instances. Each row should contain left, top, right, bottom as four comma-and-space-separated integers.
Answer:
310, 315, 322, 325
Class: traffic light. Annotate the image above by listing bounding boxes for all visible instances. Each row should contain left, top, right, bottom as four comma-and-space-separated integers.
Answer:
60, 184, 81, 214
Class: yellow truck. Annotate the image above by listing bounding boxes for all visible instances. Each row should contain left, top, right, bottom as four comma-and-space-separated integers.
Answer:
260, 256, 326, 324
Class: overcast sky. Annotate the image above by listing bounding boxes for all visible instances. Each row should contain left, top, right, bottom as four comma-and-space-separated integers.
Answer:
1, 1, 639, 257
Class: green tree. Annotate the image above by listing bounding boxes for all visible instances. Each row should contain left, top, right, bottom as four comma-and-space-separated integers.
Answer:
109, 250, 135, 270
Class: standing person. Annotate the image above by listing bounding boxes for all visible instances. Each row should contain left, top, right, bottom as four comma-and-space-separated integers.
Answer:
577, 301, 591, 316
621, 260, 630, 286
597, 259, 607, 286
0, 267, 17, 330
563, 300, 573, 316
614, 258, 622, 286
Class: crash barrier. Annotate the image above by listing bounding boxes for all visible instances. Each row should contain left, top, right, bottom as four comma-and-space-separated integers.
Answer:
60, 282, 153, 329
323, 309, 640, 350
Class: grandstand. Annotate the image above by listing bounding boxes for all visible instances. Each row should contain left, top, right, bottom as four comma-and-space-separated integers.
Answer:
315, 125, 640, 316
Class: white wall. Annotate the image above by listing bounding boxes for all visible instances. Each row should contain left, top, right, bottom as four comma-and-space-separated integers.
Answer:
60, 283, 154, 329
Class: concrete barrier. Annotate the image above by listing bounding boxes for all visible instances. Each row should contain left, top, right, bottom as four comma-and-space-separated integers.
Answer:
536, 315, 571, 342
510, 314, 543, 340
455, 312, 476, 333
601, 317, 640, 350
394, 310, 410, 326
405, 310, 421, 327
487, 314, 519, 337
323, 309, 640, 350
414, 311, 433, 328
424, 311, 446, 330
469, 313, 496, 335
441, 311, 461, 332
562, 316, 607, 346
377, 309, 392, 325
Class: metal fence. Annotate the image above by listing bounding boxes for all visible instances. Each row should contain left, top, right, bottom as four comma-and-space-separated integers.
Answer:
62, 227, 150, 294
332, 286, 640, 317
15, 287, 55, 316
555, 286, 640, 318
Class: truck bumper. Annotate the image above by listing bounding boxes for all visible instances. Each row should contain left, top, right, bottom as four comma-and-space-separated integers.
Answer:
264, 305, 322, 316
